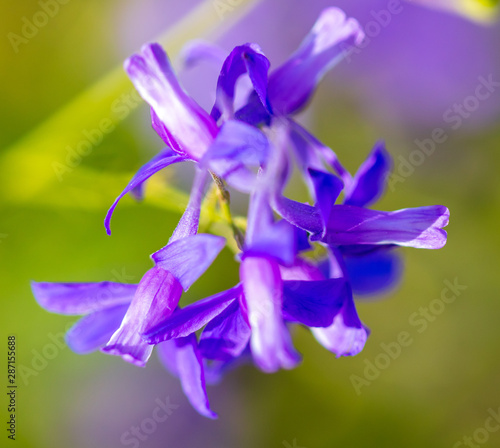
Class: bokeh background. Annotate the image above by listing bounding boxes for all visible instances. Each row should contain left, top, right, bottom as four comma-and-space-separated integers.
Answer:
1, 1, 500, 447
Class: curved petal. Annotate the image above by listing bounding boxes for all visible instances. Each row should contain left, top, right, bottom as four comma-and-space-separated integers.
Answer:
169, 168, 208, 242
104, 149, 186, 235
152, 234, 226, 291
282, 279, 348, 327
65, 304, 129, 354
240, 256, 301, 373
157, 336, 217, 419
180, 40, 227, 69
344, 141, 392, 208
31, 281, 136, 315
323, 205, 450, 249
268, 7, 364, 115
309, 168, 344, 236
143, 285, 242, 344
199, 300, 251, 361
125, 43, 218, 160
311, 295, 369, 357
102, 267, 183, 367
211, 43, 271, 121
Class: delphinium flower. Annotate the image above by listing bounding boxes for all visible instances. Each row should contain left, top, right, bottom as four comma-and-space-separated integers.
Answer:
32, 6, 450, 419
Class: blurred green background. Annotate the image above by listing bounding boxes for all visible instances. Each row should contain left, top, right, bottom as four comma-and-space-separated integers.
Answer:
1, 1, 500, 447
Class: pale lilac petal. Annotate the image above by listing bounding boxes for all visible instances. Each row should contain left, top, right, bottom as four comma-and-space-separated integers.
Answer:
181, 40, 226, 69
152, 234, 226, 290
344, 141, 392, 207
104, 149, 186, 235
143, 285, 242, 344
125, 43, 218, 160
240, 256, 301, 373
65, 304, 129, 354
169, 168, 208, 242
311, 296, 369, 357
157, 336, 217, 419
102, 267, 182, 367
268, 7, 364, 115
199, 300, 251, 361
31, 281, 136, 315
201, 120, 269, 192
323, 205, 450, 249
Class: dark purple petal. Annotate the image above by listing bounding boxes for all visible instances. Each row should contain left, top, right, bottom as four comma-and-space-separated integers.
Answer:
65, 304, 129, 354
273, 196, 323, 236
323, 205, 450, 249
282, 279, 348, 327
169, 168, 208, 242
125, 43, 218, 160
211, 44, 271, 121
102, 267, 182, 367
311, 295, 369, 357
240, 256, 301, 373
157, 336, 217, 419
268, 8, 364, 115
104, 149, 186, 235
199, 300, 251, 361
344, 248, 403, 296
152, 234, 226, 291
344, 141, 392, 207
143, 285, 242, 344
31, 281, 137, 315
309, 168, 344, 235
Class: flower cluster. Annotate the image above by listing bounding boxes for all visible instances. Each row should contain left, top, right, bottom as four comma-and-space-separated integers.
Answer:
32, 8, 449, 419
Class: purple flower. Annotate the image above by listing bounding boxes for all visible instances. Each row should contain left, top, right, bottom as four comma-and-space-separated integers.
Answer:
32, 233, 226, 367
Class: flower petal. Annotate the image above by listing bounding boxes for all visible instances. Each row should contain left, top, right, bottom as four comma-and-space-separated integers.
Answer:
311, 295, 369, 357
31, 281, 136, 315
169, 168, 208, 242
308, 168, 344, 235
143, 285, 242, 344
268, 7, 364, 115
65, 304, 129, 354
201, 120, 269, 192
240, 256, 301, 373
104, 149, 186, 235
344, 248, 403, 296
125, 43, 218, 160
323, 205, 450, 249
211, 44, 271, 121
282, 279, 348, 327
102, 267, 182, 367
152, 234, 226, 291
157, 336, 217, 419
344, 141, 392, 208
199, 300, 251, 361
